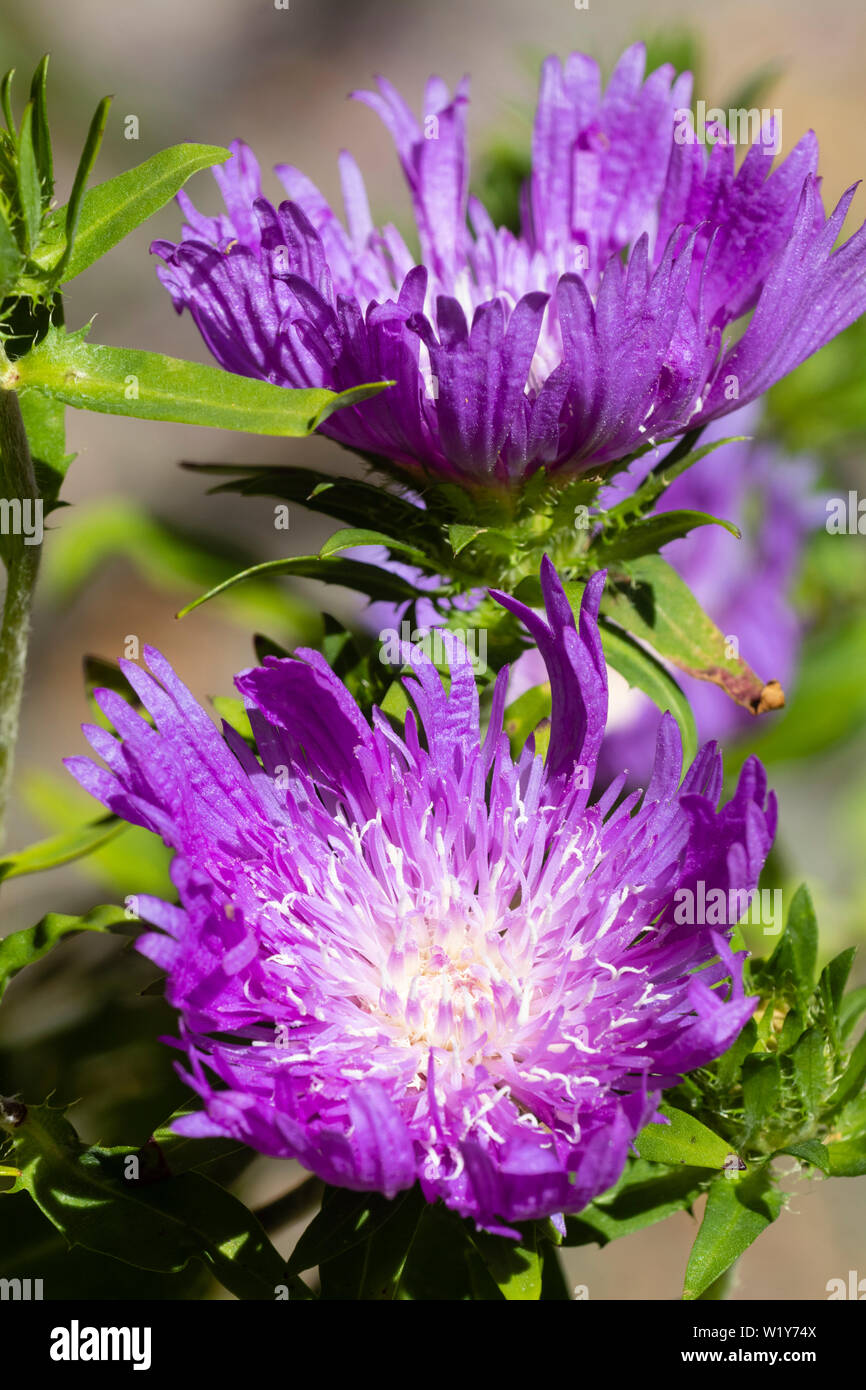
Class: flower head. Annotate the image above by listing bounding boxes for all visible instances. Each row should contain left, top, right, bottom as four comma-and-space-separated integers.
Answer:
66, 561, 774, 1232
154, 44, 866, 485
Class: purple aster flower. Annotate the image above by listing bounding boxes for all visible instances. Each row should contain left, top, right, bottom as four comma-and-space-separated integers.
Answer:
65, 561, 773, 1233
153, 45, 866, 485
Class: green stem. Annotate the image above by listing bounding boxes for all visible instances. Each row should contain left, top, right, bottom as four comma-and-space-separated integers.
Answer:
0, 387, 41, 847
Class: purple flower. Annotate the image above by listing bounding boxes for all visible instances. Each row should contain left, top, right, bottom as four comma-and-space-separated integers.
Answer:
65, 561, 773, 1233
153, 45, 866, 485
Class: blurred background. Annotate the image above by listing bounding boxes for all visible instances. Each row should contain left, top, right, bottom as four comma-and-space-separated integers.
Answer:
1, 0, 865, 1298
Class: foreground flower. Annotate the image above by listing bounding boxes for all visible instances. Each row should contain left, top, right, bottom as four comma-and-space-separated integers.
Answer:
154, 45, 866, 485
66, 561, 774, 1232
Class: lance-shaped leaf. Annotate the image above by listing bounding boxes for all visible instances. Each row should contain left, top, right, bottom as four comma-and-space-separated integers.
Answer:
8, 328, 391, 435
683, 1168, 783, 1300
27, 56, 53, 198
15, 102, 43, 252
762, 883, 818, 1010
563, 1159, 710, 1247
177, 553, 438, 619
0, 814, 126, 882
589, 508, 739, 566
826, 1137, 866, 1177
469, 1225, 543, 1301
532, 578, 699, 766
41, 143, 230, 283
600, 434, 745, 530
600, 554, 785, 714
0, 903, 133, 1001
740, 1055, 782, 1144
597, 616, 699, 767
52, 95, 111, 280
827, 1030, 866, 1116
147, 1104, 249, 1178
0, 209, 22, 297
287, 1185, 412, 1276
636, 1103, 735, 1169
319, 526, 431, 565
1, 1103, 290, 1301
777, 1139, 830, 1174
185, 461, 436, 541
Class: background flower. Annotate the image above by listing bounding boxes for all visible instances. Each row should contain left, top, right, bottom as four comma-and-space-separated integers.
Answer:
154, 44, 866, 484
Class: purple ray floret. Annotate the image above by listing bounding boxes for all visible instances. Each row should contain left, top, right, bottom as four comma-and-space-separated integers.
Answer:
153, 44, 866, 483
66, 561, 774, 1233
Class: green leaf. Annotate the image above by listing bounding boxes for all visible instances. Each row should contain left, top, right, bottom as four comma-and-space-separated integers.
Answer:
790, 1026, 831, 1116
0, 815, 126, 882
396, 1202, 483, 1300
15, 102, 43, 252
10, 328, 391, 435
448, 523, 488, 555
286, 1185, 412, 1276
44, 143, 229, 282
18, 388, 71, 505
0, 208, 22, 297
177, 553, 432, 619
148, 1104, 249, 1178
27, 56, 53, 198
469, 1225, 542, 1300
319, 526, 428, 564
765, 883, 818, 1007
53, 95, 112, 280
563, 1159, 709, 1247
716, 1018, 759, 1089
1, 67, 15, 134
826, 1137, 866, 1177
590, 508, 739, 566
683, 1169, 783, 1300
189, 462, 433, 541
840, 987, 866, 1040
290, 1185, 426, 1300
600, 555, 782, 715
821, 947, 857, 1024
828, 1029, 866, 1114
636, 1103, 735, 1169
2, 1103, 287, 1300
741, 1055, 782, 1143
597, 616, 698, 767
379, 679, 413, 726
600, 435, 745, 531
0, 903, 132, 1001
211, 695, 254, 745
777, 1139, 830, 1174
504, 681, 551, 759
319, 1198, 425, 1300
